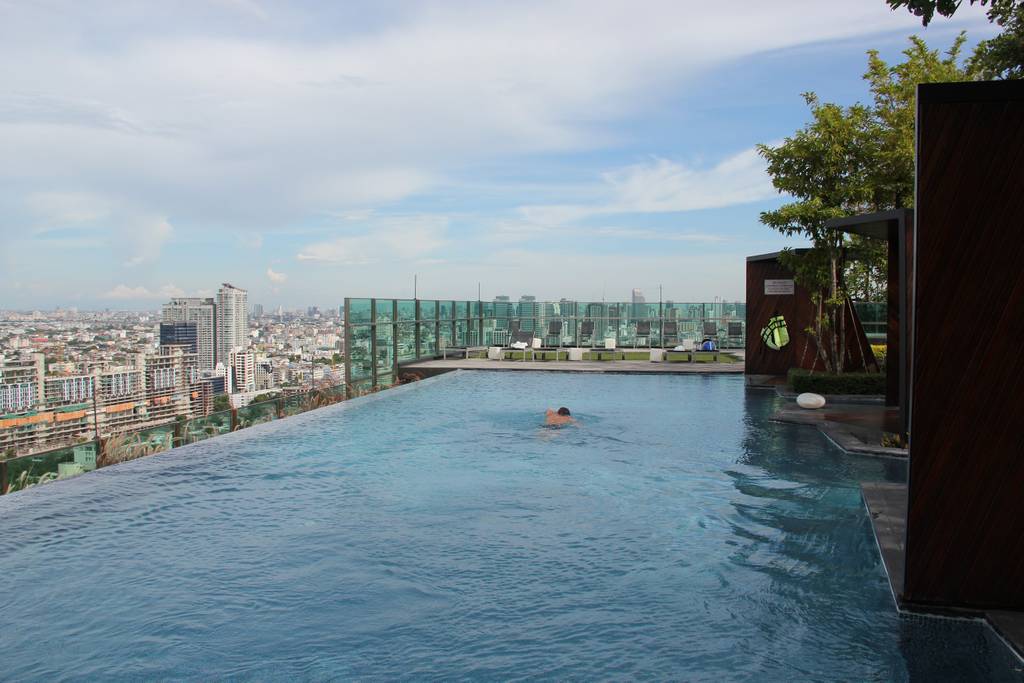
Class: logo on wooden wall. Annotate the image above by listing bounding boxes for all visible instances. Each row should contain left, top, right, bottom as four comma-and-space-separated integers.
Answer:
760, 315, 790, 351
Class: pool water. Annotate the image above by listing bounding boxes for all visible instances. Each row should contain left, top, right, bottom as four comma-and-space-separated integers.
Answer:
0, 371, 1020, 681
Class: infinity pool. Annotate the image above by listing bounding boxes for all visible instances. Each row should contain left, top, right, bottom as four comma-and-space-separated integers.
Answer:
0, 371, 1020, 680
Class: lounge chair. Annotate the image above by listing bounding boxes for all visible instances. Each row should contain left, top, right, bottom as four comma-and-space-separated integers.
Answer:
665, 338, 694, 362
545, 320, 563, 348
661, 321, 679, 347
727, 321, 743, 348
635, 321, 651, 347
502, 329, 541, 359
579, 320, 595, 347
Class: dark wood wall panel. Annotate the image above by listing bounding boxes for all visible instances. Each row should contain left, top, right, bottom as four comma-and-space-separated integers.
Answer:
905, 81, 1024, 609
745, 256, 877, 377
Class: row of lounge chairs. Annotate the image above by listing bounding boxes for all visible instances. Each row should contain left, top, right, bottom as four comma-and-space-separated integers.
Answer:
438, 320, 742, 359
502, 320, 742, 349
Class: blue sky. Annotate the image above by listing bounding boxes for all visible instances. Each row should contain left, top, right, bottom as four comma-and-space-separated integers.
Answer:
0, 1, 994, 310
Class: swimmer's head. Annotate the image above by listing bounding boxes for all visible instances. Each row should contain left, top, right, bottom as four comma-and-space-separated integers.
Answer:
557, 407, 571, 416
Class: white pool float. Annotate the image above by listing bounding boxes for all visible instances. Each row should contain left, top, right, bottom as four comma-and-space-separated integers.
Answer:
797, 392, 826, 409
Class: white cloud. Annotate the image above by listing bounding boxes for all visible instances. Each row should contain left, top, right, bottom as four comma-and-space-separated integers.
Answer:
0, 1, 960, 235
590, 227, 727, 243
266, 267, 287, 283
297, 216, 447, 265
518, 147, 776, 226
302, 168, 435, 208
103, 283, 185, 299
604, 149, 776, 213
0, 2, 993, 306
120, 215, 174, 267
26, 191, 111, 226
20, 190, 174, 266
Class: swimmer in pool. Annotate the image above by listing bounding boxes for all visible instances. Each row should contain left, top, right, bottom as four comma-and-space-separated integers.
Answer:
545, 407, 575, 426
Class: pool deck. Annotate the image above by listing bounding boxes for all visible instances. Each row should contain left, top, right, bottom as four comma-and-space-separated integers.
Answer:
405, 357, 745, 374
862, 482, 1024, 660
771, 401, 907, 458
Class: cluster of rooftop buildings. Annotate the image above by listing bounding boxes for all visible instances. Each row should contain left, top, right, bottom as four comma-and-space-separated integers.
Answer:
0, 284, 345, 457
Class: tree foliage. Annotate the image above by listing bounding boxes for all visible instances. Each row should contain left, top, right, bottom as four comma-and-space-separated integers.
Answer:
758, 34, 972, 372
889, 0, 1023, 78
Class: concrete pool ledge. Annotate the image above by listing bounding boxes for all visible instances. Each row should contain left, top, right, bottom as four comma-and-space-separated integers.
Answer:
771, 402, 907, 459
862, 482, 1024, 662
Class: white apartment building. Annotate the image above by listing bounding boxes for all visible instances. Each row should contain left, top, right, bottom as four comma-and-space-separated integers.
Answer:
229, 349, 256, 394
216, 283, 248, 368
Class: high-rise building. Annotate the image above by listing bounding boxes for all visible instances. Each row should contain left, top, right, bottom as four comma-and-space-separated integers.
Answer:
631, 288, 646, 319
159, 322, 197, 354
0, 349, 201, 455
229, 349, 256, 394
0, 353, 45, 415
252, 304, 264, 318
216, 283, 248, 367
162, 298, 216, 372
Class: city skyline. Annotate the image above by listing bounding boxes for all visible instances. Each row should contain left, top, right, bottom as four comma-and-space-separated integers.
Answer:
0, 2, 994, 310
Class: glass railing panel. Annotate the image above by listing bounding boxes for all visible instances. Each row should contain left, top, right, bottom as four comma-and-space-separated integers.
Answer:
103, 426, 174, 465
281, 393, 305, 417
349, 379, 374, 396
347, 298, 372, 324
481, 319, 500, 346
439, 301, 453, 320
418, 322, 437, 358
375, 299, 395, 323
438, 321, 453, 350
348, 325, 373, 380
4, 443, 90, 492
182, 410, 232, 443
454, 320, 468, 347
375, 323, 394, 372
237, 400, 277, 429
397, 299, 417, 321
397, 323, 417, 362
416, 299, 436, 322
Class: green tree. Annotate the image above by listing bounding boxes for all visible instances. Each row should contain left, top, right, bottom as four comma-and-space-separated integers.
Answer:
758, 35, 972, 371
212, 394, 231, 412
888, 0, 1023, 78
864, 34, 969, 206
758, 96, 877, 372
969, 3, 1024, 78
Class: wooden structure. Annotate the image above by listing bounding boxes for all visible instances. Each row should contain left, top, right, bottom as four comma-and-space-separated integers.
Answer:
825, 210, 913, 432
745, 252, 877, 377
903, 80, 1024, 610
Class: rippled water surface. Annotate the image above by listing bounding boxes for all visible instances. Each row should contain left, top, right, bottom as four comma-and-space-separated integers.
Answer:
1, 371, 1021, 681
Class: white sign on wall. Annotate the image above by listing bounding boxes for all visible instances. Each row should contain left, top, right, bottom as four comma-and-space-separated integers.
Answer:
764, 279, 795, 296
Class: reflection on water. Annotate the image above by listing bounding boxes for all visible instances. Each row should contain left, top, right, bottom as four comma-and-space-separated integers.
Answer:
0, 371, 1019, 681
